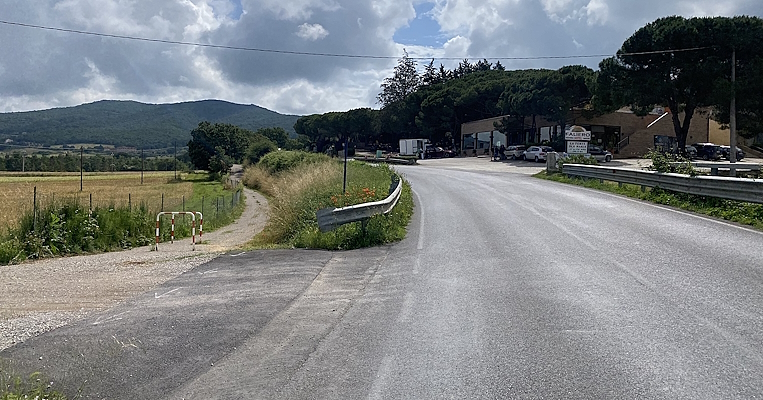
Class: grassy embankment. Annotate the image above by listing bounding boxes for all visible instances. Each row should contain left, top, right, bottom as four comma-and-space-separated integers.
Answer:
0, 172, 243, 264
242, 151, 414, 250
540, 153, 763, 230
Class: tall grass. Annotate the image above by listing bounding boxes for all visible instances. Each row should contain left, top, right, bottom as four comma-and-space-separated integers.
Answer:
243, 151, 413, 250
0, 173, 244, 264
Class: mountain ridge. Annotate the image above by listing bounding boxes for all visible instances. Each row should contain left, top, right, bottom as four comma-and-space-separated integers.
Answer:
0, 99, 301, 149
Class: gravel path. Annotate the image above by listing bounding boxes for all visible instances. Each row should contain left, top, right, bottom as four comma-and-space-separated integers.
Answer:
0, 187, 269, 351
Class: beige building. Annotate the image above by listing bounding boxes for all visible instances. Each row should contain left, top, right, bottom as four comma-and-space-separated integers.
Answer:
459, 108, 739, 158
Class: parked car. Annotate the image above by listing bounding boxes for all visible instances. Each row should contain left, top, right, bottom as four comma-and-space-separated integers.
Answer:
719, 145, 745, 161
523, 146, 555, 162
691, 143, 722, 160
588, 146, 613, 162
506, 145, 527, 160
424, 146, 445, 158
683, 145, 698, 159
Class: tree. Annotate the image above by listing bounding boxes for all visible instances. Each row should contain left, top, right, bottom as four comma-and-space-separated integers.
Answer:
255, 127, 289, 148
187, 121, 253, 172
595, 16, 763, 153
377, 50, 421, 107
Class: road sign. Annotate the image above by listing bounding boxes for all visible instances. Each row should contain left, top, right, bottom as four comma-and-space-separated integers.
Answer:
565, 129, 592, 141
567, 141, 589, 154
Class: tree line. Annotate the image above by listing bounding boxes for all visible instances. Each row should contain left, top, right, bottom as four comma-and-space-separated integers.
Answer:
0, 152, 190, 172
293, 16, 763, 155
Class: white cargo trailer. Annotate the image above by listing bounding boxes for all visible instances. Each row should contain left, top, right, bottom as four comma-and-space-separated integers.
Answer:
399, 139, 427, 156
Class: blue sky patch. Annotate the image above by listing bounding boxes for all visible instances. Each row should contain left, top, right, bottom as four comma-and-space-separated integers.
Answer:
393, 2, 444, 47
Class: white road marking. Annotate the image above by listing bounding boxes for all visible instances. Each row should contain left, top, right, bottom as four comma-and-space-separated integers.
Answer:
197, 269, 218, 275
229, 252, 246, 257
411, 187, 425, 250
92, 311, 129, 325
154, 288, 182, 299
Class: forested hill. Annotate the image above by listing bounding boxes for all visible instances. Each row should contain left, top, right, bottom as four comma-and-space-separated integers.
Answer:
0, 100, 301, 149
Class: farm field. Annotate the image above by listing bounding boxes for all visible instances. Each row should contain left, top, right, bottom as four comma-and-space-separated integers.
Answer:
0, 171, 192, 229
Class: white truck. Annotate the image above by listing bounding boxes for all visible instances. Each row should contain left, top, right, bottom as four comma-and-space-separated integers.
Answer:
399, 139, 428, 157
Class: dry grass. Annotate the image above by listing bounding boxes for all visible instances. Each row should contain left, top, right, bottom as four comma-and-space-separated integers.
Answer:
0, 171, 193, 229
242, 165, 277, 195
252, 161, 341, 244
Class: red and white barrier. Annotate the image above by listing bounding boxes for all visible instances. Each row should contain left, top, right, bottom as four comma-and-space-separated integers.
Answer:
155, 211, 199, 251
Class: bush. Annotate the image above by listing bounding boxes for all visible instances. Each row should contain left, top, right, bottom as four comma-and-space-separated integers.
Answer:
557, 154, 598, 172
245, 137, 278, 165
257, 151, 332, 175
645, 149, 697, 175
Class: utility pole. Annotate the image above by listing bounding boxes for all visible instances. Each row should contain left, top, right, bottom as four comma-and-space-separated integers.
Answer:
174, 141, 177, 180
730, 50, 737, 164
141, 148, 144, 185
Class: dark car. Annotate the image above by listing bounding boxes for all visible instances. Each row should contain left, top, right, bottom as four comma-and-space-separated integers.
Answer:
691, 143, 722, 161
424, 146, 455, 158
719, 145, 745, 161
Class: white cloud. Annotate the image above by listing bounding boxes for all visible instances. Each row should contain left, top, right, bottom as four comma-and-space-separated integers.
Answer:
0, 0, 761, 115
296, 23, 329, 40
584, 0, 609, 25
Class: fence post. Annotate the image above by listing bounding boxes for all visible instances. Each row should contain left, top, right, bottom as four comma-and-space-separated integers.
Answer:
161, 193, 164, 211
129, 193, 131, 211
33, 186, 37, 233
89, 193, 92, 212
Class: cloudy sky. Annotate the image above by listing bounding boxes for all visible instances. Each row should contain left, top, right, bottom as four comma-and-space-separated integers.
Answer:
0, 0, 760, 116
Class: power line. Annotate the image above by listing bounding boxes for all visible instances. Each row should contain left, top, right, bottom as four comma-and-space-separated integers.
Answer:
0, 19, 709, 61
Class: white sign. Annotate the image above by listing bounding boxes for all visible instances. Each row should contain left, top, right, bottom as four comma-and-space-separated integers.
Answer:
565, 130, 592, 141
567, 141, 589, 154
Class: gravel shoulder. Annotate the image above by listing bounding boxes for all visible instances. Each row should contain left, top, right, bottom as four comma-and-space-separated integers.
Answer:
0, 187, 269, 351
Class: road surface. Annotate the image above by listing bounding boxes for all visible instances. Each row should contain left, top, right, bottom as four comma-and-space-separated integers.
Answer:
3, 160, 763, 399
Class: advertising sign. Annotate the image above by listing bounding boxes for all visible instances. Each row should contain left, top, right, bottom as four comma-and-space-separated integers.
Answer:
566, 141, 589, 154
565, 129, 592, 141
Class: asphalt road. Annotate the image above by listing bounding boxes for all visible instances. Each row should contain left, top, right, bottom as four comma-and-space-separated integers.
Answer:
4, 160, 763, 399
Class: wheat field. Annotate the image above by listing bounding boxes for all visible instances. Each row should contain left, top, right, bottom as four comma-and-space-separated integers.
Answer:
0, 172, 193, 228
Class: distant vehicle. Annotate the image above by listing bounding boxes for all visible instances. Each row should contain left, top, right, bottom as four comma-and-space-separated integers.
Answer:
719, 145, 745, 161
691, 143, 722, 161
588, 146, 613, 162
523, 146, 555, 162
506, 145, 527, 160
399, 139, 428, 156
683, 145, 697, 159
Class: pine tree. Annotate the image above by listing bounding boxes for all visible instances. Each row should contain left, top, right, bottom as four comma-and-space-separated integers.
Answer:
377, 50, 421, 107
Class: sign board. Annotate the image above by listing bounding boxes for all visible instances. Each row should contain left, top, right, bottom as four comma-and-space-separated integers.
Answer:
565, 129, 592, 141
567, 141, 589, 154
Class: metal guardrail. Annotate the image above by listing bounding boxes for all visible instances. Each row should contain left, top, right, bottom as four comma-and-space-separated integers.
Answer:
563, 164, 763, 204
316, 175, 403, 232
671, 162, 761, 176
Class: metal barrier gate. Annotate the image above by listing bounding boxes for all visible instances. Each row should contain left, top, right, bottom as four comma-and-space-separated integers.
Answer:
155, 211, 203, 251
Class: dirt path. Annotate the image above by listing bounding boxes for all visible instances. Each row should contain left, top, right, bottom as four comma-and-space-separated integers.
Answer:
0, 186, 269, 350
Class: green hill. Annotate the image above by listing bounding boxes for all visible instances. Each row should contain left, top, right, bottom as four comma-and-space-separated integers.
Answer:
0, 100, 301, 149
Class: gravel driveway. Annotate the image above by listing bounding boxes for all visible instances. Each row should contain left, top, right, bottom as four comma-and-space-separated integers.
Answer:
0, 187, 269, 351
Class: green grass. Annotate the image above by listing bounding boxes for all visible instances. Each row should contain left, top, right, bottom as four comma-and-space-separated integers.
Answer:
1, 366, 69, 400
538, 171, 763, 230
0, 173, 244, 264
243, 152, 414, 250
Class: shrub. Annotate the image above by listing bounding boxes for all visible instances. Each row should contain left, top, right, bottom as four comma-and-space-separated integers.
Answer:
257, 151, 332, 175
245, 137, 278, 165
557, 154, 598, 172
644, 149, 696, 175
